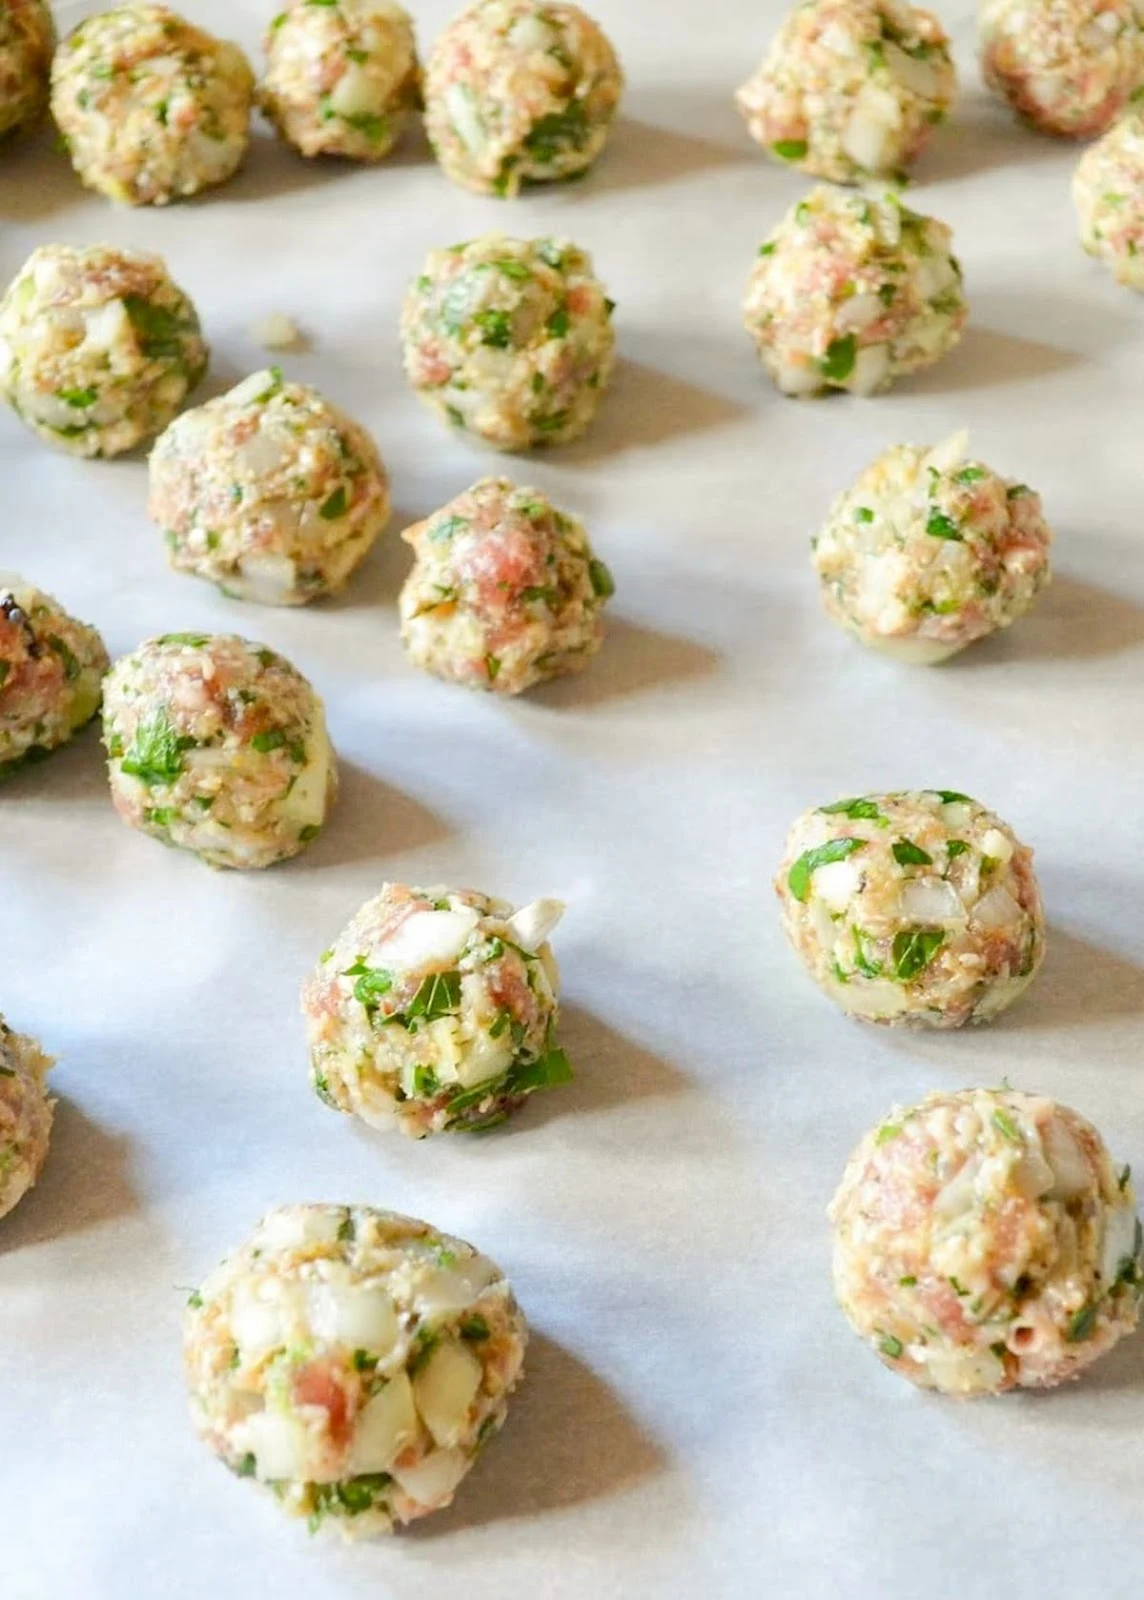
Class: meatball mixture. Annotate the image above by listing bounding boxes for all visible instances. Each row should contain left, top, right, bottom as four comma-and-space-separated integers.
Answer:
302, 885, 572, 1137
0, 0, 55, 139
776, 790, 1045, 1027
399, 478, 613, 695
0, 578, 109, 776
0, 243, 207, 459
812, 432, 1053, 662
1074, 110, 1144, 288
402, 233, 614, 451
981, 0, 1144, 137
736, 0, 955, 184
102, 633, 337, 869
0, 1017, 54, 1222
423, 0, 623, 196
260, 0, 420, 162
831, 1089, 1143, 1396
744, 186, 966, 397
148, 368, 391, 607
51, 4, 254, 205
184, 1204, 527, 1534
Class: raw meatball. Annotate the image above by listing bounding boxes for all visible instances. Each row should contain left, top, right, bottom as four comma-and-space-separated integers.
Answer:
399, 478, 613, 695
51, 3, 253, 205
184, 1204, 527, 1534
0, 578, 109, 776
260, 0, 420, 162
0, 1018, 54, 1222
812, 432, 1053, 663
148, 368, 391, 607
0, 243, 208, 459
423, 0, 622, 197
744, 185, 966, 397
776, 790, 1045, 1027
401, 233, 615, 450
302, 885, 572, 1137
1074, 110, 1144, 287
0, 0, 55, 139
102, 633, 337, 869
831, 1088, 1143, 1395
980, 0, 1144, 138
735, 0, 955, 184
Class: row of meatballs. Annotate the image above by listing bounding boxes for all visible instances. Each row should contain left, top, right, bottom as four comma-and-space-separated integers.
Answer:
5, 1051, 1141, 1539
5, 0, 1143, 206
1, 0, 624, 201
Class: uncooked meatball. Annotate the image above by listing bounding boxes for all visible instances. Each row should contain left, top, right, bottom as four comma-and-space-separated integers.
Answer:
423, 0, 622, 196
0, 1017, 54, 1222
0, 243, 208, 459
399, 478, 613, 695
51, 3, 254, 204
148, 368, 390, 607
0, 0, 55, 139
402, 233, 615, 451
260, 0, 420, 162
736, 0, 955, 184
776, 790, 1045, 1027
184, 1204, 527, 1534
302, 885, 572, 1137
0, 578, 109, 776
831, 1088, 1143, 1396
744, 186, 966, 397
1074, 110, 1144, 288
102, 633, 337, 869
981, 0, 1144, 138
812, 432, 1053, 662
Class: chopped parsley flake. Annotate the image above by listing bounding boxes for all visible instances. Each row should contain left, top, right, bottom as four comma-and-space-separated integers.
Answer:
787, 837, 864, 903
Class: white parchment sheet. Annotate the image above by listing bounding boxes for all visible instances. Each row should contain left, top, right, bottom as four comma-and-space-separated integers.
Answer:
3, 3, 1144, 1596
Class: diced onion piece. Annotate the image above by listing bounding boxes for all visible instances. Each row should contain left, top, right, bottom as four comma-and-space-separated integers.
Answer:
243, 1408, 311, 1481
375, 907, 481, 971
413, 1258, 499, 1319
933, 1156, 981, 1219
898, 878, 965, 924
250, 312, 302, 351
776, 358, 825, 396
412, 1338, 483, 1448
1100, 1202, 1139, 1287
836, 292, 885, 333
452, 1022, 514, 1089
828, 973, 912, 1020
235, 552, 298, 606
231, 1285, 298, 1357
349, 1373, 418, 1474
280, 724, 329, 829
330, 65, 378, 117
971, 883, 1021, 930
921, 1345, 1006, 1395
390, 1446, 469, 1508
1042, 1118, 1094, 1200
884, 40, 944, 100
924, 430, 969, 474
256, 1207, 344, 1251
813, 857, 861, 913
505, 897, 565, 952
874, 633, 961, 665
979, 828, 1013, 865
849, 343, 891, 396
83, 299, 131, 351
446, 82, 485, 153
307, 1269, 399, 1351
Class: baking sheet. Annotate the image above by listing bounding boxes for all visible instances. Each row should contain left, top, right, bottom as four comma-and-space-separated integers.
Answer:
4, 2, 1144, 1595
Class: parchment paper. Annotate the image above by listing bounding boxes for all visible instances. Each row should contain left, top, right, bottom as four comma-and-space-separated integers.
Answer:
3, 3, 1144, 1596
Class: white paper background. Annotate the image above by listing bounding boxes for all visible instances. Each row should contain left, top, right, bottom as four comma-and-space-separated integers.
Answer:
3, 2, 1144, 1595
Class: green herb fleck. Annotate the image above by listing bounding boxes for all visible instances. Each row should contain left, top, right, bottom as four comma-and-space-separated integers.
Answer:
588, 558, 615, 599
879, 1333, 903, 1359
771, 139, 808, 161
991, 1108, 1022, 1143
820, 334, 857, 383
1067, 1304, 1098, 1343
892, 839, 932, 867
787, 837, 864, 903
120, 707, 186, 787
319, 486, 348, 521
891, 928, 945, 982
926, 510, 962, 541
819, 797, 882, 821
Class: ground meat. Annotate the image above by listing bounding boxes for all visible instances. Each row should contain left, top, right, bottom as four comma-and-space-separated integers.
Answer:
980, 0, 1144, 137
51, 3, 254, 205
101, 632, 338, 869
399, 477, 612, 695
0, 577, 109, 775
812, 431, 1053, 662
401, 232, 615, 450
1073, 109, 1144, 288
260, 0, 420, 162
184, 1203, 528, 1534
423, 0, 622, 196
831, 1088, 1143, 1395
0, 1017, 54, 1222
743, 184, 966, 397
148, 367, 390, 606
0, 0, 55, 139
0, 243, 208, 458
775, 790, 1045, 1027
302, 885, 570, 1136
736, 0, 955, 184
